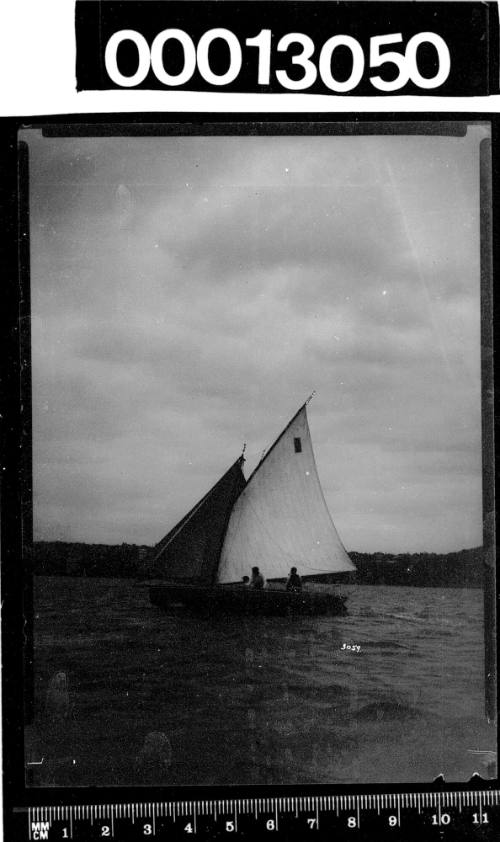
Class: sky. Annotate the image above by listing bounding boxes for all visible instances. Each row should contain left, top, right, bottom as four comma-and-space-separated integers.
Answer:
24, 124, 488, 553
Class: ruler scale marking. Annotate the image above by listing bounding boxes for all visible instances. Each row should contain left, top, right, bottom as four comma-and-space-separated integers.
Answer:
20, 791, 500, 839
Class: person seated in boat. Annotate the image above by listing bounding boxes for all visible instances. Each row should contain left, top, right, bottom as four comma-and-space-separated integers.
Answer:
241, 575, 250, 586
286, 567, 302, 592
250, 566, 265, 589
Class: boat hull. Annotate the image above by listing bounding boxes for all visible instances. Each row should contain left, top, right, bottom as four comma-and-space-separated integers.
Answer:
149, 583, 348, 616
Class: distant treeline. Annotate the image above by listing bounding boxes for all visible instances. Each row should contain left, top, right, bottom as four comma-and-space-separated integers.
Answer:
31, 542, 485, 587
349, 548, 485, 588
32, 541, 151, 578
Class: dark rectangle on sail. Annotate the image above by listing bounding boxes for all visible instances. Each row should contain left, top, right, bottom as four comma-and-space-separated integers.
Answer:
294, 437, 302, 453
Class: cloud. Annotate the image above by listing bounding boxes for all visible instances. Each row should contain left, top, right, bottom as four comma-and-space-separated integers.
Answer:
25, 128, 486, 551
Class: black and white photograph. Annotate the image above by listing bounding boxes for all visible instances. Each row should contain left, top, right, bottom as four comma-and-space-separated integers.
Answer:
22, 122, 496, 788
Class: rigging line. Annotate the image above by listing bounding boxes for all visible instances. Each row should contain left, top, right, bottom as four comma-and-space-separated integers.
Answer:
212, 468, 245, 585
245, 403, 309, 486
217, 487, 248, 580
152, 494, 211, 562
153, 460, 242, 562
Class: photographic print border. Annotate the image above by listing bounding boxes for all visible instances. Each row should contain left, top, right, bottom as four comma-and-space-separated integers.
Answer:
1, 112, 498, 836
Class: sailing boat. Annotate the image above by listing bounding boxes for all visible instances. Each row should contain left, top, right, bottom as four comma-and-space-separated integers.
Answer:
149, 403, 355, 615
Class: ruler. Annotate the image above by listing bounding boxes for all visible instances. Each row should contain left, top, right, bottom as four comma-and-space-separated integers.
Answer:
17, 790, 500, 840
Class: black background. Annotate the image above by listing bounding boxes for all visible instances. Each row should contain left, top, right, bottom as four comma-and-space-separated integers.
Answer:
75, 1, 499, 96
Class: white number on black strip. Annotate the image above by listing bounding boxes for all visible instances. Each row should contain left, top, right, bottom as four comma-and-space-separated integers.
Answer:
104, 29, 451, 91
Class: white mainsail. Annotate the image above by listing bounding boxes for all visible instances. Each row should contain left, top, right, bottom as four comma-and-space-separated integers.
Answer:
217, 405, 355, 583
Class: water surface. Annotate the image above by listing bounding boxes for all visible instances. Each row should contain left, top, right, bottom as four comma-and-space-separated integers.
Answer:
27, 577, 495, 786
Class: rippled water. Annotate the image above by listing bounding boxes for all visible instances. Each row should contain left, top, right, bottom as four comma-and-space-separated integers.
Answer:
27, 577, 495, 786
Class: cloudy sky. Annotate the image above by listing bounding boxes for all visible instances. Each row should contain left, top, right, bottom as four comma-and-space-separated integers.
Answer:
25, 124, 487, 553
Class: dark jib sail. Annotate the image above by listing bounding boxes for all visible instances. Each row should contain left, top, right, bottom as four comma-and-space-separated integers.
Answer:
151, 457, 246, 585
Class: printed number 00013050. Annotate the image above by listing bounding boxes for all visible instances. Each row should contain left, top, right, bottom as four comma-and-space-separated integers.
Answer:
104, 29, 451, 92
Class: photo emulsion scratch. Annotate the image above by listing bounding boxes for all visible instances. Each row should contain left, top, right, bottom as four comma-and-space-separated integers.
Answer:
23, 124, 496, 786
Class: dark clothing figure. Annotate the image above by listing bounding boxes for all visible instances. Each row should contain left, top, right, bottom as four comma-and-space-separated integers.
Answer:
286, 567, 302, 592
250, 566, 265, 589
